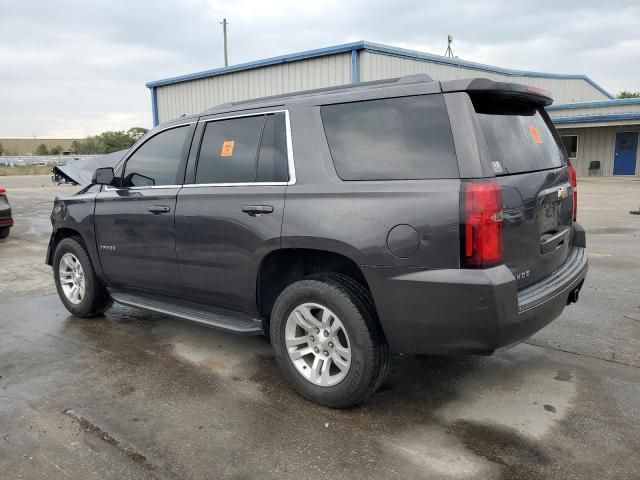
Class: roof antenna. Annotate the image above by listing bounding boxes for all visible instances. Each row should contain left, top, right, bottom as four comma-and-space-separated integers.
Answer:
445, 35, 455, 58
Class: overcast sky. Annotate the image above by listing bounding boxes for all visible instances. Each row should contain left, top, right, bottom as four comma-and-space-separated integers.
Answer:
1, 0, 639, 138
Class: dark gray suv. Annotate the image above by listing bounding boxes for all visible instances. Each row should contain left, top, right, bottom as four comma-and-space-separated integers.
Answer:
47, 75, 587, 407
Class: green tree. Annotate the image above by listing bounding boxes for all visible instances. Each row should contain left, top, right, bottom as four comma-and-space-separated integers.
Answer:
127, 127, 148, 140
71, 137, 103, 154
70, 127, 148, 155
50, 145, 63, 155
97, 131, 137, 153
35, 143, 49, 155
616, 91, 640, 99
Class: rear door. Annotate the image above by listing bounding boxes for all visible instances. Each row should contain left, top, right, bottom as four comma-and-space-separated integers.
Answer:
94, 123, 193, 293
468, 93, 574, 288
175, 111, 290, 313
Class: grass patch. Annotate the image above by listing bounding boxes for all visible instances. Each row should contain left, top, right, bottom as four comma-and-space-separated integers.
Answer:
0, 165, 53, 176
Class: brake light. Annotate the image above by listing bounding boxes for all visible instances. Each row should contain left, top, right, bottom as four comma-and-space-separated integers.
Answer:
567, 163, 577, 221
462, 181, 503, 268
526, 85, 551, 97
0, 188, 5, 195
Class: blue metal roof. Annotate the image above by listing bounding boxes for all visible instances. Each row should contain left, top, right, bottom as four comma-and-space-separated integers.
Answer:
145, 40, 613, 99
547, 98, 640, 110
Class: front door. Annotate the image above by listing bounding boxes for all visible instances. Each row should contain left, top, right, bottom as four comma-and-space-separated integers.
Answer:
176, 111, 290, 314
94, 124, 192, 293
613, 132, 638, 175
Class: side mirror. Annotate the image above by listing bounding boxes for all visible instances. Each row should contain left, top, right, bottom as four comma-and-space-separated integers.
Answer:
92, 167, 115, 185
127, 173, 155, 187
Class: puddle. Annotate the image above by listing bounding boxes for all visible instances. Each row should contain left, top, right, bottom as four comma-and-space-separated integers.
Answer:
436, 366, 576, 439
380, 427, 501, 479
152, 320, 272, 400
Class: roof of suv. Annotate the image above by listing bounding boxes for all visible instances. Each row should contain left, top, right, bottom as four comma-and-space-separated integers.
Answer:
165, 75, 553, 126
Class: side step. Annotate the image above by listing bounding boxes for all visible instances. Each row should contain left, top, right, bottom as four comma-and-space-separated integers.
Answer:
110, 292, 264, 335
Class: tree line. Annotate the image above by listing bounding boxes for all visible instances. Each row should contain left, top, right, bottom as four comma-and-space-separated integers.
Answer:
0, 127, 148, 156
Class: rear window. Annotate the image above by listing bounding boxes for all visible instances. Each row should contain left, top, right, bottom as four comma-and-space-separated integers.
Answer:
472, 96, 564, 175
321, 95, 458, 180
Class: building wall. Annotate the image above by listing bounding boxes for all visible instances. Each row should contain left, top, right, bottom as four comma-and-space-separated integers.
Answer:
359, 51, 609, 104
156, 53, 352, 123
556, 125, 640, 177
0, 138, 76, 156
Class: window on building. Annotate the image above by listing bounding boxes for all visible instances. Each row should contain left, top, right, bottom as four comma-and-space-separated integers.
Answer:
195, 113, 288, 184
122, 126, 189, 187
561, 135, 578, 159
321, 95, 458, 180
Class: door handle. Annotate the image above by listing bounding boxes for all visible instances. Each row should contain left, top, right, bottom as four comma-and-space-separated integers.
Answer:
242, 205, 274, 216
148, 205, 171, 215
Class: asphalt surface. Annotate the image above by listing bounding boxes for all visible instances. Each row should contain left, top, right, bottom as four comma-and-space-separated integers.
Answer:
0, 175, 639, 479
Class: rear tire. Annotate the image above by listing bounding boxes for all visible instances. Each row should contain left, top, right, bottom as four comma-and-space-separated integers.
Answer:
0, 227, 9, 239
53, 237, 111, 317
270, 273, 390, 408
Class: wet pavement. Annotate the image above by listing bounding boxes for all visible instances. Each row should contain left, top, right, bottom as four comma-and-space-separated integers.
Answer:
1, 175, 639, 479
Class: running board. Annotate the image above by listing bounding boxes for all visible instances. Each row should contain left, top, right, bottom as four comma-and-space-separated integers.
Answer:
110, 292, 264, 335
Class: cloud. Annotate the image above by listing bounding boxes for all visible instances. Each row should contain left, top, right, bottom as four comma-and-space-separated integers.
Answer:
0, 0, 638, 137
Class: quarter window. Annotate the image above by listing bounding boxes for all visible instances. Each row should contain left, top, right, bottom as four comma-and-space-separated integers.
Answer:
321, 95, 458, 181
122, 126, 189, 187
195, 113, 289, 184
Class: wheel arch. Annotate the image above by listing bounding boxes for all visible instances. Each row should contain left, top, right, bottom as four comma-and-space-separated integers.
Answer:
47, 227, 85, 265
256, 247, 373, 321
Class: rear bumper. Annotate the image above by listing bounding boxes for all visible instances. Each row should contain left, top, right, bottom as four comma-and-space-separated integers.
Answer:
364, 245, 588, 355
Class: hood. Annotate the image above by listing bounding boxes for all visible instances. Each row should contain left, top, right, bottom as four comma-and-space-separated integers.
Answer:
52, 150, 127, 185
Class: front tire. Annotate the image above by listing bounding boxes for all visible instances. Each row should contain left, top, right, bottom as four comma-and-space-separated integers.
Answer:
0, 227, 9, 239
53, 237, 111, 317
270, 273, 390, 408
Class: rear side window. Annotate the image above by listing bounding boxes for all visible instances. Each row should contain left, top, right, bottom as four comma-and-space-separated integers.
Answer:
122, 126, 188, 187
256, 113, 289, 182
195, 113, 288, 184
471, 95, 564, 175
321, 95, 458, 180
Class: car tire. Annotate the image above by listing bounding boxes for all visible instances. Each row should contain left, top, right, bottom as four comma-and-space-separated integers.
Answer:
53, 237, 112, 318
0, 227, 9, 239
270, 273, 390, 408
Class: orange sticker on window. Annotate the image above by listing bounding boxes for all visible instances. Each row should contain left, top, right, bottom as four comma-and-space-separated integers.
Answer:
220, 140, 235, 157
528, 126, 543, 144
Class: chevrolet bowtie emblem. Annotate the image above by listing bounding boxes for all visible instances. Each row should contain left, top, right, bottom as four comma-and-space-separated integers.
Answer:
558, 186, 569, 199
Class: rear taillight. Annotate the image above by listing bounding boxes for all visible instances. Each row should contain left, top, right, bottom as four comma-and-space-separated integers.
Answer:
461, 181, 503, 268
568, 163, 577, 221
0, 188, 5, 195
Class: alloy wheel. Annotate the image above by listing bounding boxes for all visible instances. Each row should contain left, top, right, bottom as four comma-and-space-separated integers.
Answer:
59, 253, 86, 305
284, 302, 352, 387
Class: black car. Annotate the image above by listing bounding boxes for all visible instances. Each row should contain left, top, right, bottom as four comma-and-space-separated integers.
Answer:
47, 75, 587, 407
0, 187, 13, 239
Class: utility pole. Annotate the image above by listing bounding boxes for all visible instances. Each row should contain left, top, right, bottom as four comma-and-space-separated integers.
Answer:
220, 18, 229, 67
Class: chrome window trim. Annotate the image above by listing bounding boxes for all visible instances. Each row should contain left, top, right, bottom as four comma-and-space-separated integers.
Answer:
190, 109, 296, 187
182, 182, 288, 188
105, 185, 182, 191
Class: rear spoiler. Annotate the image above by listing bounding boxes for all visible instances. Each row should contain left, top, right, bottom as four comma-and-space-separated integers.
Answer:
441, 78, 553, 107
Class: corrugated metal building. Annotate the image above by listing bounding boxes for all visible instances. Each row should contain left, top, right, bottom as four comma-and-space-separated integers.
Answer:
146, 41, 640, 176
